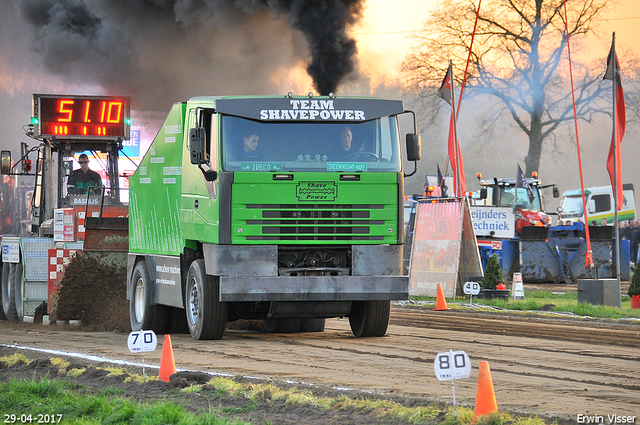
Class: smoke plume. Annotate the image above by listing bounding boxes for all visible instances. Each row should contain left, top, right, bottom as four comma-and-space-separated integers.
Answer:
9, 0, 363, 109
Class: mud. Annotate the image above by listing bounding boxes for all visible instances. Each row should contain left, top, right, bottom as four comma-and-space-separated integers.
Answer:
54, 256, 130, 332
0, 303, 638, 423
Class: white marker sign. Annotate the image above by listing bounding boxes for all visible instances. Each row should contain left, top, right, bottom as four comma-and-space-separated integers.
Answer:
434, 350, 471, 381
463, 281, 481, 296
127, 330, 158, 353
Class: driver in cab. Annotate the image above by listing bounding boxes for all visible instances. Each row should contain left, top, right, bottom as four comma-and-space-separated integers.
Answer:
333, 126, 355, 161
67, 153, 103, 195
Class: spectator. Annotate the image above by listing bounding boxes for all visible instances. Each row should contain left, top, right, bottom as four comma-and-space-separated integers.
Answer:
630, 219, 640, 264
620, 220, 632, 240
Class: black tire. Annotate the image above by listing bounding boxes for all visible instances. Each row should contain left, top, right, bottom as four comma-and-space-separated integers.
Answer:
262, 318, 301, 333
348, 300, 391, 337
185, 259, 227, 340
2, 263, 18, 321
299, 318, 326, 333
0, 262, 7, 321
14, 263, 23, 322
130, 261, 169, 333
166, 307, 190, 334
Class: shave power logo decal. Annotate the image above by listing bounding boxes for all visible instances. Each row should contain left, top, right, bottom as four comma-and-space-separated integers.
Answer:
296, 181, 337, 201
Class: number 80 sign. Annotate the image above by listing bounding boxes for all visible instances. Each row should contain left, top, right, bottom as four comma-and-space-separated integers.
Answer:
433, 350, 471, 381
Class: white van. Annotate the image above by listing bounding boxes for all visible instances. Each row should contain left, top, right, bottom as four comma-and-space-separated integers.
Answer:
559, 184, 635, 224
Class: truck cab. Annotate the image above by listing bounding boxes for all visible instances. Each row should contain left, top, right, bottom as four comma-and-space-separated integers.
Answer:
472, 175, 556, 234
127, 94, 422, 339
559, 184, 636, 225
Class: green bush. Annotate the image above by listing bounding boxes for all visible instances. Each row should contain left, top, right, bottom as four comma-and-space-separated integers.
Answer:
481, 254, 503, 290
629, 269, 640, 297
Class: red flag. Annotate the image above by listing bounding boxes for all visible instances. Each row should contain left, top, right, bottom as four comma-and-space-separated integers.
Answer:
440, 61, 466, 196
437, 163, 448, 197
438, 62, 453, 105
446, 112, 466, 196
604, 36, 626, 211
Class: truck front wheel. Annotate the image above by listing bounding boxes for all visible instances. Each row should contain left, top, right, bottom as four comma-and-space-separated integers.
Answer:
2, 262, 17, 321
130, 261, 168, 333
348, 300, 391, 337
185, 259, 227, 340
0, 262, 5, 321
13, 263, 23, 322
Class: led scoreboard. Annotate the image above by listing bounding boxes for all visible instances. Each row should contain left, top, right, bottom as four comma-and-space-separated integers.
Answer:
33, 94, 130, 140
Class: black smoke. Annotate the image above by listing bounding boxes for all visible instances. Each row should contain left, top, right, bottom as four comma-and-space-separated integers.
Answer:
12, 0, 364, 108
287, 0, 363, 95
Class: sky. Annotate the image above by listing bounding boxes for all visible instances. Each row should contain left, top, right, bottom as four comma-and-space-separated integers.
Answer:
1, 0, 640, 207
352, 0, 640, 204
355, 0, 640, 85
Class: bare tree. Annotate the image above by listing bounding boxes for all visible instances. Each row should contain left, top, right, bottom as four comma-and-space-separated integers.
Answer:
401, 0, 638, 176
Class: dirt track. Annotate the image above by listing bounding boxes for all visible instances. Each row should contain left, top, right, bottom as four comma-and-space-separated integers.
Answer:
1, 306, 639, 422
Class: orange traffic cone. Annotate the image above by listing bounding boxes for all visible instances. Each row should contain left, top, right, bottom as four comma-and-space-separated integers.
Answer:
158, 334, 176, 382
433, 283, 451, 311
474, 361, 498, 419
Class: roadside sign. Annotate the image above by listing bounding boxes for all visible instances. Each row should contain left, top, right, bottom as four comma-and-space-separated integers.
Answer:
127, 330, 158, 353
1, 237, 21, 263
434, 350, 471, 381
463, 281, 481, 296
434, 349, 472, 420
512, 272, 525, 300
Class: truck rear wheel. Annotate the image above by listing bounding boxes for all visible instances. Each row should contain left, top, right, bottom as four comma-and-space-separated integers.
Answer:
130, 261, 168, 333
13, 263, 23, 322
185, 259, 227, 340
348, 300, 391, 337
2, 262, 17, 321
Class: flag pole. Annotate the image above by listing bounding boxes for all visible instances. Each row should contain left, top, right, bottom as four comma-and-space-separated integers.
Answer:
562, 0, 593, 270
611, 32, 621, 303
448, 60, 462, 197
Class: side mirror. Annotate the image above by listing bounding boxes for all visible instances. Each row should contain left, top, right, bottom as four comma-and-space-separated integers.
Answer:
189, 127, 206, 165
1, 151, 11, 175
64, 160, 73, 176
405, 134, 421, 162
587, 199, 596, 214
557, 206, 564, 214
552, 185, 559, 198
480, 188, 487, 200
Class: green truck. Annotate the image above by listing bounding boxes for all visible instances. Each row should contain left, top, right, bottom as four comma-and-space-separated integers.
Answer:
127, 95, 421, 339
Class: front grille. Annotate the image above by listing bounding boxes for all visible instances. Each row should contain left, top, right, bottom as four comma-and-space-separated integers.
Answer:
244, 204, 385, 241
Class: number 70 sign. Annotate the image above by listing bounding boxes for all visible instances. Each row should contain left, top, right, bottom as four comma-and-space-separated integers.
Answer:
434, 350, 471, 381
127, 330, 158, 353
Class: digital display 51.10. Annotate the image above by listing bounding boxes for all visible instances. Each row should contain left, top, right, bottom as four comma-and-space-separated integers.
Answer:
34, 94, 130, 140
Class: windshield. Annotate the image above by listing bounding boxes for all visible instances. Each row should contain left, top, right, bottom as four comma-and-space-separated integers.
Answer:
499, 186, 542, 211
561, 196, 584, 216
221, 115, 402, 172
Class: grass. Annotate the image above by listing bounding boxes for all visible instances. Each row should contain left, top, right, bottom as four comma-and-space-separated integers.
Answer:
0, 376, 248, 425
412, 290, 640, 319
0, 363, 555, 425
